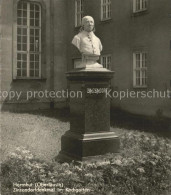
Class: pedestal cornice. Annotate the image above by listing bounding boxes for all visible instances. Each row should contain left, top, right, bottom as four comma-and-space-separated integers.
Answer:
66, 68, 115, 81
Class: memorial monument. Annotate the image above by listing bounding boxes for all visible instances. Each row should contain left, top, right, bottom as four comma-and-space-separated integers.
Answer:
58, 16, 120, 162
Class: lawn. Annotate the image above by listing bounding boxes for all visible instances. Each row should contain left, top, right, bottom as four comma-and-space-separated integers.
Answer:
1, 110, 69, 162
1, 109, 171, 195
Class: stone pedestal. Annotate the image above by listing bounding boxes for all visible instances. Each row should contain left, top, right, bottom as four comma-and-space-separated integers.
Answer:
58, 68, 120, 162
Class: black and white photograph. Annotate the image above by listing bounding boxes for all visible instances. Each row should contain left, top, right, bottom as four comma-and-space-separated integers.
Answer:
0, 0, 171, 194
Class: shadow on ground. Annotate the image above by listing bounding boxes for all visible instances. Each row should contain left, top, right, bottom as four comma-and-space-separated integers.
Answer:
10, 107, 70, 122
110, 108, 171, 138
1, 108, 171, 163
8, 107, 171, 138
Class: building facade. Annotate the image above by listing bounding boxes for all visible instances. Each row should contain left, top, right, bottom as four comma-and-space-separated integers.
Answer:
1, 0, 68, 111
67, 0, 171, 118
1, 0, 171, 117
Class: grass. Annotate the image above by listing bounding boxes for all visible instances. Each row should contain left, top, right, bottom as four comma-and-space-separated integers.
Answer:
1, 109, 70, 162
1, 108, 171, 195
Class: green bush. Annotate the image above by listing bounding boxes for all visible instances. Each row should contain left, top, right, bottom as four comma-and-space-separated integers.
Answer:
1, 132, 171, 195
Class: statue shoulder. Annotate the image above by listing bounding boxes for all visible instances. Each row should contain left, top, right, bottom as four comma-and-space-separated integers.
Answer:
95, 35, 102, 44
73, 32, 84, 40
72, 33, 82, 49
77, 32, 85, 38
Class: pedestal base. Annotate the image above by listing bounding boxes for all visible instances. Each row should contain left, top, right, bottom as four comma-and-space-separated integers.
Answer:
57, 69, 120, 163
57, 131, 120, 162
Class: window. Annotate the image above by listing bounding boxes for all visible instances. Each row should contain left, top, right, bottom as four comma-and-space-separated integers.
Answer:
101, 0, 111, 21
17, 1, 41, 78
101, 55, 111, 69
75, 0, 83, 27
133, 0, 147, 13
133, 52, 147, 87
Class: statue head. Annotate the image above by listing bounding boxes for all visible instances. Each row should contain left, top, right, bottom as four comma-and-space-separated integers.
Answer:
80, 16, 95, 32
72, 16, 103, 68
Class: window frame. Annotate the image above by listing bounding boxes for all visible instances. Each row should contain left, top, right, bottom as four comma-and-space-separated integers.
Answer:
13, 0, 46, 80
100, 54, 112, 70
133, 51, 147, 88
101, 0, 112, 21
75, 0, 84, 27
133, 0, 148, 13
16, 1, 41, 79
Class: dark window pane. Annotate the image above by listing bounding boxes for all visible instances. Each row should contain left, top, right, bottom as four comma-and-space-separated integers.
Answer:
17, 10, 22, 17
23, 18, 27, 25
35, 29, 39, 36
30, 4, 34, 11
22, 62, 27, 68
35, 12, 39, 19
35, 54, 39, 61
35, 62, 39, 69
35, 4, 40, 11
35, 70, 39, 77
17, 69, 21, 76
30, 62, 34, 68
30, 11, 34, 18
30, 19, 34, 26
22, 54, 27, 61
30, 70, 34, 77
35, 39, 39, 51
17, 61, 21, 68
17, 18, 21, 25
30, 29, 34, 36
17, 44, 21, 50
30, 37, 34, 43
17, 53, 21, 60
17, 36, 21, 43
22, 69, 27, 76
23, 3, 27, 10
30, 44, 34, 51
35, 20, 39, 27
30, 54, 34, 61
23, 11, 27, 18
23, 28, 27, 35
23, 44, 27, 51
22, 36, 27, 43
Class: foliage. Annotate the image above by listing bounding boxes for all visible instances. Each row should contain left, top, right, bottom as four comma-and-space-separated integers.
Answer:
1, 131, 171, 195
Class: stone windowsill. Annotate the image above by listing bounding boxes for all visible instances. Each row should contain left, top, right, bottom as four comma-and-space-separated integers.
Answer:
99, 18, 112, 24
133, 86, 148, 89
13, 77, 47, 81
132, 9, 149, 17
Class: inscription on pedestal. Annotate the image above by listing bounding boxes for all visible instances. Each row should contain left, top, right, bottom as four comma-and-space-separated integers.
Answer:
87, 88, 107, 94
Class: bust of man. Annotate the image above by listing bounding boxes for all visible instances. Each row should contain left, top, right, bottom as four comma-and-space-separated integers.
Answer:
72, 16, 103, 68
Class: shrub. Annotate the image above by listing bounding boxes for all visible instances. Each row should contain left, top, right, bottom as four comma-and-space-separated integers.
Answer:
1, 131, 171, 195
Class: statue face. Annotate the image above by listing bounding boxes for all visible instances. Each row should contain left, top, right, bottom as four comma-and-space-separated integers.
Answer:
83, 18, 94, 32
